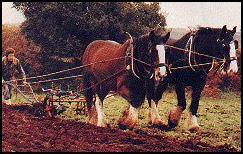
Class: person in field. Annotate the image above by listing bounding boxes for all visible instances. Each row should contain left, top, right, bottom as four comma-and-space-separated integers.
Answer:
2, 48, 27, 103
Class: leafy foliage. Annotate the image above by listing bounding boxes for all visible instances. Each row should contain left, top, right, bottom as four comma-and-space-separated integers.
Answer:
13, 2, 166, 59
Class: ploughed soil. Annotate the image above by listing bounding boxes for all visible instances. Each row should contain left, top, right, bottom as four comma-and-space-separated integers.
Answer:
2, 103, 237, 152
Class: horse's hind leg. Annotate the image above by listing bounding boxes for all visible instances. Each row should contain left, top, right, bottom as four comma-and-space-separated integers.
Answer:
94, 89, 109, 127
83, 72, 97, 125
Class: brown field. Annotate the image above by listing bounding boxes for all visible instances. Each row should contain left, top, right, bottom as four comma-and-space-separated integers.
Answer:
2, 103, 238, 152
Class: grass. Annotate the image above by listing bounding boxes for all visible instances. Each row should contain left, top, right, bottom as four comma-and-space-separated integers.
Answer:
9, 90, 241, 151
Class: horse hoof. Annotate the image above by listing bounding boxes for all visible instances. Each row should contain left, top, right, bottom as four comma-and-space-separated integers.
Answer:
167, 120, 178, 130
150, 119, 167, 130
168, 106, 183, 128
188, 125, 200, 133
118, 123, 135, 130
118, 119, 137, 130
97, 123, 107, 127
185, 112, 200, 133
118, 123, 129, 130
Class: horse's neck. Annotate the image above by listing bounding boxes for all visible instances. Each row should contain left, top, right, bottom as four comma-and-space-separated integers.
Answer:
168, 35, 191, 63
169, 33, 217, 67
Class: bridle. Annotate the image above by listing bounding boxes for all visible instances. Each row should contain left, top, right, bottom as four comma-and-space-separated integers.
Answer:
216, 36, 238, 71
185, 30, 236, 73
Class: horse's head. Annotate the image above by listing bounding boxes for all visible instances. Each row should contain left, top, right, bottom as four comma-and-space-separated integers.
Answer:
215, 25, 238, 74
129, 29, 170, 80
192, 25, 238, 74
149, 30, 171, 81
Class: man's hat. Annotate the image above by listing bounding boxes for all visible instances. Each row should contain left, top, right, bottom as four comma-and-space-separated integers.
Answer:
5, 48, 16, 56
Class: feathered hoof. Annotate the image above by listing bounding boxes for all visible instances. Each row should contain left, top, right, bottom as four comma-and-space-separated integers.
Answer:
188, 125, 200, 133
97, 118, 108, 128
167, 106, 183, 129
149, 118, 167, 130
87, 106, 98, 125
98, 122, 107, 128
86, 107, 108, 127
118, 119, 137, 130
185, 112, 200, 133
118, 109, 138, 130
88, 117, 107, 127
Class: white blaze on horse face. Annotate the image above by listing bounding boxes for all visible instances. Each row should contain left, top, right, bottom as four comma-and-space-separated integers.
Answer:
227, 41, 238, 73
156, 45, 166, 77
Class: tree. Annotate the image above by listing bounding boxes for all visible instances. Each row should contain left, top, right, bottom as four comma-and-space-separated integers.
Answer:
12, 2, 166, 82
13, 2, 166, 58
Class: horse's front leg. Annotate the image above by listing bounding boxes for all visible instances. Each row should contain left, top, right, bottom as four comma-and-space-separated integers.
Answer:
147, 79, 167, 128
117, 83, 145, 130
118, 103, 140, 130
168, 83, 186, 129
185, 82, 206, 132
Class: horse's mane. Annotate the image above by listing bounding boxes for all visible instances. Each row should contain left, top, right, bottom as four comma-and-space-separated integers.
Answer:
167, 27, 223, 63
135, 34, 150, 44
197, 27, 221, 36
132, 34, 150, 54
173, 27, 222, 48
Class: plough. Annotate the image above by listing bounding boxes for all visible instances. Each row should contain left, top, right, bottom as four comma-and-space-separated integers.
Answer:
3, 80, 89, 118
41, 87, 88, 117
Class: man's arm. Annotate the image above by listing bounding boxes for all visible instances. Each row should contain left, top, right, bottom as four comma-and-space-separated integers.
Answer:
16, 59, 27, 82
2, 56, 7, 80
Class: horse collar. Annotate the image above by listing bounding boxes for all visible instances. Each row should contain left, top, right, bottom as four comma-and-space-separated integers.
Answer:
186, 33, 197, 71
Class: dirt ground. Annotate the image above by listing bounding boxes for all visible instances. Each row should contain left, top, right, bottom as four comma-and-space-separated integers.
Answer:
2, 103, 238, 152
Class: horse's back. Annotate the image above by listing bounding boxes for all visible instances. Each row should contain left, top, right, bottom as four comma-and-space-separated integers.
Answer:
82, 40, 122, 65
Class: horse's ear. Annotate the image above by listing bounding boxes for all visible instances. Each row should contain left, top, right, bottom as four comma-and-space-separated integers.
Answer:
222, 25, 227, 31
163, 32, 170, 43
149, 30, 156, 43
232, 26, 237, 35
220, 25, 227, 39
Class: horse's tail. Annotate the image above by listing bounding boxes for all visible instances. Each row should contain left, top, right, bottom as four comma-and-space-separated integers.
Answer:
83, 71, 95, 110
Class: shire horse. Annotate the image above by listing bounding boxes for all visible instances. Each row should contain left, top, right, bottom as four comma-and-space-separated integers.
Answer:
82, 30, 170, 129
149, 25, 238, 132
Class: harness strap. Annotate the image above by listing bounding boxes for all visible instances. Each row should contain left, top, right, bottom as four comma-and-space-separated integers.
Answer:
187, 34, 196, 71
128, 38, 141, 79
186, 32, 216, 72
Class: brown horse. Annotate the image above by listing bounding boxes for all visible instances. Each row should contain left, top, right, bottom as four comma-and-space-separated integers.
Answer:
82, 30, 170, 129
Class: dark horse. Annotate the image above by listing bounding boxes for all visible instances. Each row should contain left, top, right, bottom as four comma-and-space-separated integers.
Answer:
149, 25, 238, 132
82, 30, 170, 129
